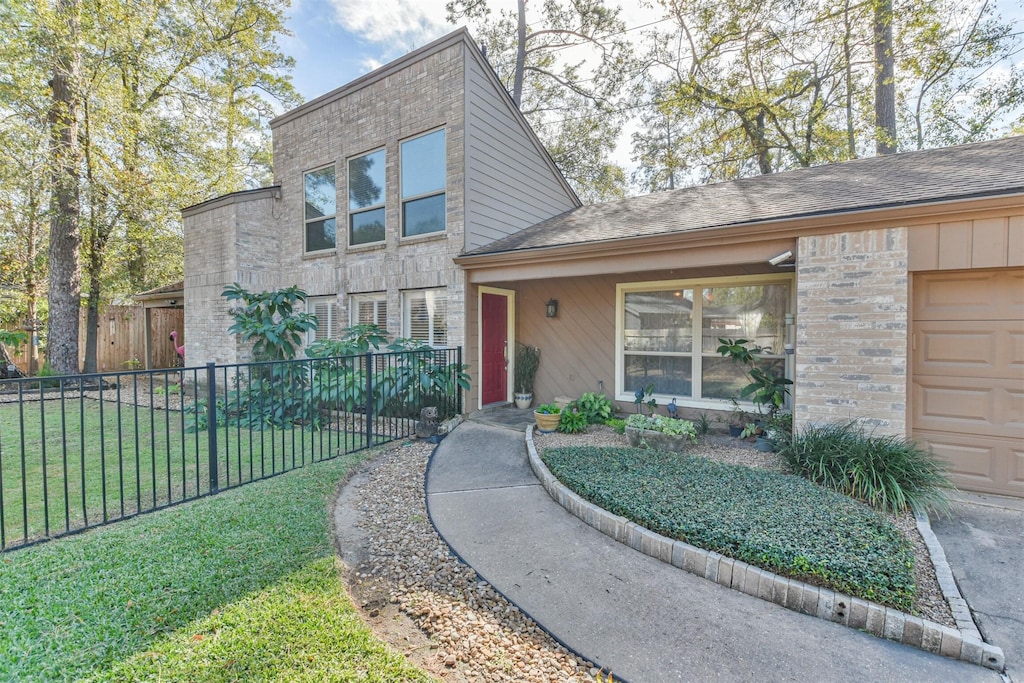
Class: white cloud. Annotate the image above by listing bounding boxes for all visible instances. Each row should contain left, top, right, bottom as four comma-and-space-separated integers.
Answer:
325, 0, 455, 59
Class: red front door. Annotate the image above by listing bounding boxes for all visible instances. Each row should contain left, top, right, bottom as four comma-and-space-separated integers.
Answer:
481, 292, 508, 405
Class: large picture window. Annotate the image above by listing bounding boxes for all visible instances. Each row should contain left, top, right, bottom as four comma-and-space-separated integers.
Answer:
400, 130, 446, 237
304, 166, 336, 252
403, 289, 447, 347
619, 278, 790, 403
348, 149, 385, 246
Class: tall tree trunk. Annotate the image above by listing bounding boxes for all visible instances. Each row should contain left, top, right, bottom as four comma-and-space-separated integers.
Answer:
46, 0, 83, 376
512, 0, 527, 107
873, 0, 897, 154
843, 0, 857, 157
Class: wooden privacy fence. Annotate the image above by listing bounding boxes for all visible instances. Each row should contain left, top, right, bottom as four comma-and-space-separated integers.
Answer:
7, 305, 184, 374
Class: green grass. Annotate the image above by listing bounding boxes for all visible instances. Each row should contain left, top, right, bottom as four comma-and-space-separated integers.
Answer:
542, 446, 916, 610
0, 447, 432, 682
0, 398, 370, 547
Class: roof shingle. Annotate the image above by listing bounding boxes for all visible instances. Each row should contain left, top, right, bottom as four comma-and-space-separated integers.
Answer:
466, 136, 1024, 256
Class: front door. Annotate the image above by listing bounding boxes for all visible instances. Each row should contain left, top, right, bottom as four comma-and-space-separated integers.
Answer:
480, 291, 511, 405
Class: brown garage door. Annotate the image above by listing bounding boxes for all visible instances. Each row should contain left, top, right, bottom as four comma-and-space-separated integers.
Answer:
912, 269, 1024, 497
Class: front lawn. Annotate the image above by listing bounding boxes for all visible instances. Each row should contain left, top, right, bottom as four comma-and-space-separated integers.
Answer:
0, 398, 368, 548
0, 448, 431, 682
542, 446, 916, 610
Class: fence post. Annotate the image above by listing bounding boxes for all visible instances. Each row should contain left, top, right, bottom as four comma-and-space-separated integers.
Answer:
456, 346, 463, 416
364, 351, 374, 447
206, 362, 218, 494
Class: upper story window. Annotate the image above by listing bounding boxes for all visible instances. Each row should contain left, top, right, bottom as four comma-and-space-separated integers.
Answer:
348, 149, 386, 246
618, 277, 790, 403
400, 129, 446, 237
304, 165, 336, 252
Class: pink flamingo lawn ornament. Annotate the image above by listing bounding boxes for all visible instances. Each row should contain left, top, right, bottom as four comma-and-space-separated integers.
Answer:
168, 330, 185, 365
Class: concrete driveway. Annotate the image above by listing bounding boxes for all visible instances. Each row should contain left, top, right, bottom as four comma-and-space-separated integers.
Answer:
930, 492, 1024, 682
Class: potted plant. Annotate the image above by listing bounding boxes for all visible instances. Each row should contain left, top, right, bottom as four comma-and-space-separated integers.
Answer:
717, 337, 793, 425
514, 343, 540, 409
624, 413, 698, 452
533, 402, 562, 433
727, 398, 747, 437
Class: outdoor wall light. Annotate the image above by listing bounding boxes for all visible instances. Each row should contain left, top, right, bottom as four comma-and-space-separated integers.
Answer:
545, 299, 559, 318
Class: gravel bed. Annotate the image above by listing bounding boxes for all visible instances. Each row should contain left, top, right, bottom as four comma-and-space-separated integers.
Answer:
335, 425, 955, 681
336, 440, 597, 682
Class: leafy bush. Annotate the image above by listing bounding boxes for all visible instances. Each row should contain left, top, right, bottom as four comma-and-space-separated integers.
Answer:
604, 417, 627, 434
514, 344, 540, 394
777, 421, 952, 513
557, 404, 588, 433
625, 413, 697, 440
535, 402, 561, 415
541, 446, 916, 610
576, 391, 614, 424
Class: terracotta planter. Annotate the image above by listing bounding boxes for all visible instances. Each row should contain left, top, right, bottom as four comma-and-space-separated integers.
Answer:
534, 410, 561, 433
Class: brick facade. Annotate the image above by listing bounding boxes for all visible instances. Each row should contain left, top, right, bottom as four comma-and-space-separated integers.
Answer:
794, 227, 910, 434
183, 41, 468, 363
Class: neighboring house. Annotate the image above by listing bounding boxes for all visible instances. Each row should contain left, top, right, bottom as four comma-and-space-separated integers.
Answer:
182, 28, 578, 367
455, 136, 1024, 498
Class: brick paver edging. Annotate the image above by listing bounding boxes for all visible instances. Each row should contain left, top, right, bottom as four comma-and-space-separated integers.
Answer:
525, 427, 1005, 672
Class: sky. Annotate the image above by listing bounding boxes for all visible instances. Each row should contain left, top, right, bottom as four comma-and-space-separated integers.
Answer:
278, 0, 1024, 176
280, 0, 666, 102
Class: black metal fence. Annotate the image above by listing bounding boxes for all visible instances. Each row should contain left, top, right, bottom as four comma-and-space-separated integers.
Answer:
0, 347, 464, 551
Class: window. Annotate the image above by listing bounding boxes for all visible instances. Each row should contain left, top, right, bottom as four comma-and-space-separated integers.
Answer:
348, 149, 385, 246
400, 129, 446, 237
306, 296, 340, 344
304, 166, 336, 252
619, 278, 790, 402
351, 293, 388, 331
403, 289, 447, 346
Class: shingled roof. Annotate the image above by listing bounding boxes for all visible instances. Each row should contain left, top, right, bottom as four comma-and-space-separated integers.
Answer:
465, 136, 1024, 256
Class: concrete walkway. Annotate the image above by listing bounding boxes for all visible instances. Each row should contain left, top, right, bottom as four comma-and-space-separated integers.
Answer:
426, 421, 1002, 683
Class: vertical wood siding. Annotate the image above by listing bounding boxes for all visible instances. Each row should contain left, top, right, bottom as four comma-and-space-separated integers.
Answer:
463, 56, 578, 252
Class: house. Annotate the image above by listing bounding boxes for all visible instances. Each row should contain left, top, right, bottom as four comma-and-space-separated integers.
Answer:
455, 136, 1024, 498
181, 28, 578, 367
182, 27, 1023, 499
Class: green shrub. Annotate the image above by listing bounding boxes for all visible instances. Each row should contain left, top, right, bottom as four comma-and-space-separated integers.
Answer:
625, 413, 697, 440
557, 404, 588, 433
577, 391, 614, 424
542, 446, 916, 610
604, 417, 627, 434
535, 402, 561, 415
777, 421, 952, 513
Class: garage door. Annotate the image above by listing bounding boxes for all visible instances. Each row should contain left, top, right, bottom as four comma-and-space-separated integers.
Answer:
912, 269, 1024, 498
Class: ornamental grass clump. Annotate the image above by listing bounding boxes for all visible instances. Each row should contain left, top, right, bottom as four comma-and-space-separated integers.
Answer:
777, 421, 953, 513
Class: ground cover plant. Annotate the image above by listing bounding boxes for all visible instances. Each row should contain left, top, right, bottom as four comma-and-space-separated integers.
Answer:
0, 398, 365, 548
541, 446, 916, 610
778, 421, 952, 513
0, 448, 431, 682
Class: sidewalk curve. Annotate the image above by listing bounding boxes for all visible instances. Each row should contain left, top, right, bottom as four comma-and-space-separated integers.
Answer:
425, 422, 1000, 683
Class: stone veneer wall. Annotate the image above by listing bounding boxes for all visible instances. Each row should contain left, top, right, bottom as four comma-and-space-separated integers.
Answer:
794, 227, 910, 435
